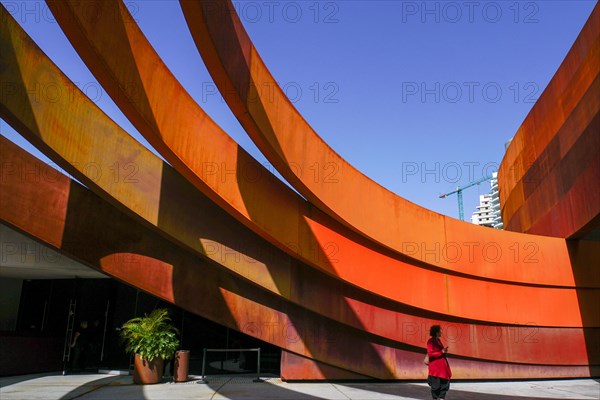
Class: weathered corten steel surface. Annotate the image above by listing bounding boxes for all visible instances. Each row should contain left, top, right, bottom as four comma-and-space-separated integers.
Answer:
498, 3, 600, 239
43, 0, 600, 294
281, 351, 371, 380
2, 1, 599, 379
180, 0, 600, 265
5, 1, 597, 327
2, 10, 598, 361
281, 348, 600, 381
2, 136, 598, 379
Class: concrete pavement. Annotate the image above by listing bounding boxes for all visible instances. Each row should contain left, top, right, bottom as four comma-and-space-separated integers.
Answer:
1, 372, 598, 399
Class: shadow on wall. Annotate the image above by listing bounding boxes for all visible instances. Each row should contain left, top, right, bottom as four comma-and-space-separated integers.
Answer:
568, 239, 600, 378
158, 166, 394, 379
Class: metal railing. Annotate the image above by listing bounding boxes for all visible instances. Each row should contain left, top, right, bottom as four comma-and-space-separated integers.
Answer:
198, 348, 262, 383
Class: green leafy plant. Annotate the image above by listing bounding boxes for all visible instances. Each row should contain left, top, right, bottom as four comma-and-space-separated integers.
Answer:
120, 308, 180, 362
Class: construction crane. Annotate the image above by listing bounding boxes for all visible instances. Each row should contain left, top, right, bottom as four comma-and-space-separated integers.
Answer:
439, 174, 494, 221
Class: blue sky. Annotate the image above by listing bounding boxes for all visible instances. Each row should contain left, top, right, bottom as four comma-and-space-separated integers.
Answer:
1, 0, 597, 220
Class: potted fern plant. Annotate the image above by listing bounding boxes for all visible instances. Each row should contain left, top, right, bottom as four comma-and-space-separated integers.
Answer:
120, 308, 180, 384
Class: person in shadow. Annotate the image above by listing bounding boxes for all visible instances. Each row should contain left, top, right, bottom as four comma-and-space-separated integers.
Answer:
88, 318, 103, 371
70, 320, 90, 372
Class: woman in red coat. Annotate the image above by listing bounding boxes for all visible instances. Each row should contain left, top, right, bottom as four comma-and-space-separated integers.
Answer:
427, 325, 452, 399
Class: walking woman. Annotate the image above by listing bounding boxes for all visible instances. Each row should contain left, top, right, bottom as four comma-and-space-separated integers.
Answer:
426, 325, 452, 399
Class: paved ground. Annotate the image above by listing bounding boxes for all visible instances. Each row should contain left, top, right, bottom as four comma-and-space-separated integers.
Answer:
1, 373, 598, 399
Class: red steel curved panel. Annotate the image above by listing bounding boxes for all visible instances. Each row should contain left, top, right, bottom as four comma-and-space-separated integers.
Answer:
2, 8, 596, 335
42, 0, 598, 294
179, 0, 600, 269
2, 136, 597, 379
12, 2, 596, 326
5, 134, 598, 368
2, 2, 599, 378
498, 4, 600, 238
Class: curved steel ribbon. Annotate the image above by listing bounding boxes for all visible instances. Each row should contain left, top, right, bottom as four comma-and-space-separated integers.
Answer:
498, 4, 600, 238
2, 0, 599, 379
2, 136, 598, 379
36, 0, 600, 327
0, 1, 596, 327
2, 4, 596, 339
179, 0, 600, 277
42, 0, 600, 299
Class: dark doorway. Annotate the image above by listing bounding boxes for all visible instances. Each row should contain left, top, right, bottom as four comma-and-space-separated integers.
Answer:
3, 277, 280, 376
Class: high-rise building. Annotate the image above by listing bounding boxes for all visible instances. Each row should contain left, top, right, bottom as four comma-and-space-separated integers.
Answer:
490, 172, 503, 229
471, 193, 494, 227
471, 172, 503, 229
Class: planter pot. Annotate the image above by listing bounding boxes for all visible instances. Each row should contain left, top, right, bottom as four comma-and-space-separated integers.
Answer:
133, 354, 164, 384
174, 350, 190, 382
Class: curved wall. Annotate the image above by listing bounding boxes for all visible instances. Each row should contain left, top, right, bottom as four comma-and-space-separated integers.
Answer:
498, 3, 600, 239
1, 1, 599, 380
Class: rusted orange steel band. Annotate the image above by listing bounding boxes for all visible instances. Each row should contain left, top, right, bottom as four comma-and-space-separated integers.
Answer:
179, 0, 600, 269
2, 0, 600, 376
6, 138, 600, 366
498, 3, 600, 239
2, 2, 599, 327
43, 0, 599, 298
2, 7, 598, 354
2, 135, 598, 379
